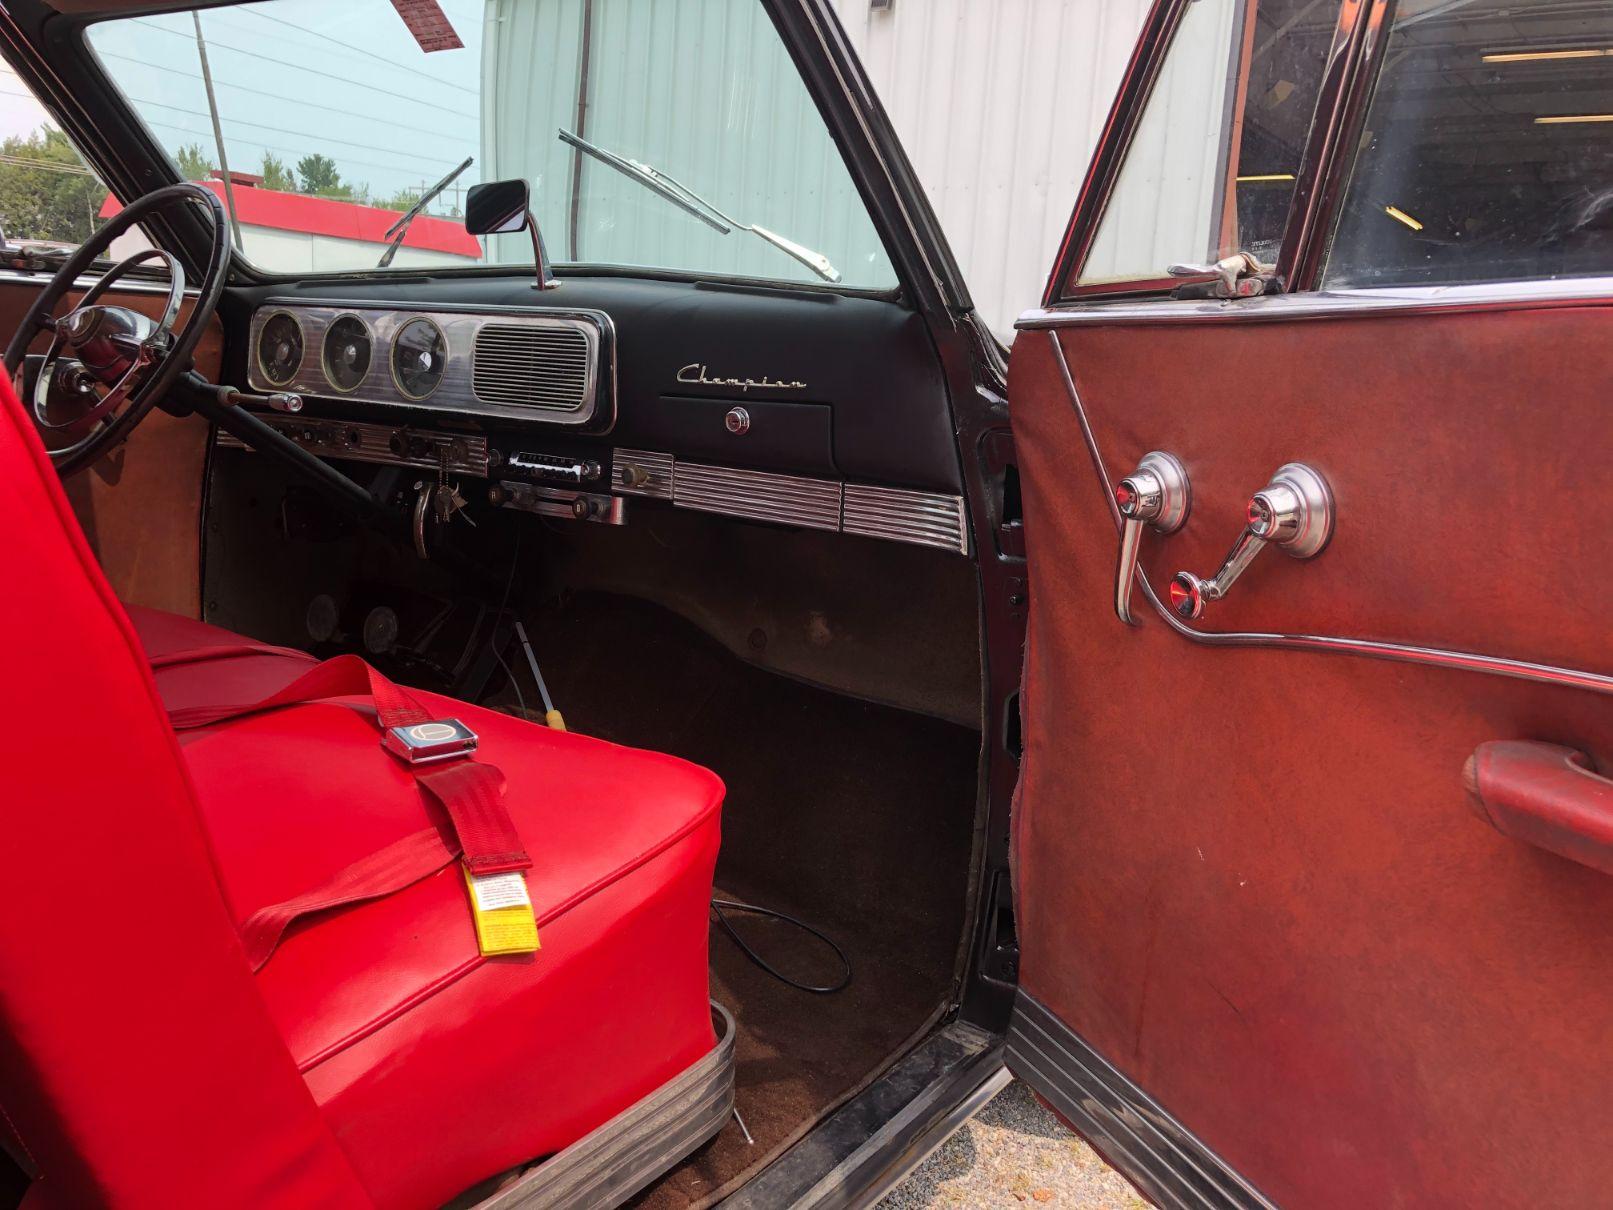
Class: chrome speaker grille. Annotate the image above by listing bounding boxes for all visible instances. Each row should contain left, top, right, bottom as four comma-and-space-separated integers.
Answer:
471, 322, 592, 413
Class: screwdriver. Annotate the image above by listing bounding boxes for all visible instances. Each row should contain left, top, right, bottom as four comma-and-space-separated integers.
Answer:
513, 620, 566, 731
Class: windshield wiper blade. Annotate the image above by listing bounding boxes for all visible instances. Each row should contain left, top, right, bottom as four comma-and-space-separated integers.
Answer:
378, 155, 474, 268
558, 128, 840, 283
559, 129, 729, 235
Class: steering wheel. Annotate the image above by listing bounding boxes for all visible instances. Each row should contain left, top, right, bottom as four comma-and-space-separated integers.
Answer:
5, 182, 231, 477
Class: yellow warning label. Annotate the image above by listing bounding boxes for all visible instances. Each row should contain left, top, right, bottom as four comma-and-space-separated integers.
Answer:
463, 867, 539, 956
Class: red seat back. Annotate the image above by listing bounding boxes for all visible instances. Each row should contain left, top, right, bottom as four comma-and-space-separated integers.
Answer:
0, 377, 369, 1208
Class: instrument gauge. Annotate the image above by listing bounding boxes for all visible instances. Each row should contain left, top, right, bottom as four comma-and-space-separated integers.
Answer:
257, 311, 304, 386
391, 316, 447, 400
322, 314, 372, 392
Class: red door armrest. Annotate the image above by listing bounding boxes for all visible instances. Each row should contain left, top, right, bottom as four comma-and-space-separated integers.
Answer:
1464, 740, 1613, 876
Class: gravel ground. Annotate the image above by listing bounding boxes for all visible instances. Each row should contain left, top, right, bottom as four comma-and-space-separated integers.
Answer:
879, 1080, 1147, 1210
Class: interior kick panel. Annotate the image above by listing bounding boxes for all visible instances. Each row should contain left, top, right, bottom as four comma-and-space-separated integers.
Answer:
0, 273, 217, 617
218, 276, 963, 494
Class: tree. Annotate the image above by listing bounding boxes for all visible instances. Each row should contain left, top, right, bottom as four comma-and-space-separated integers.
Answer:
0, 126, 108, 244
175, 142, 215, 182
260, 153, 296, 192
295, 153, 353, 200
377, 187, 423, 213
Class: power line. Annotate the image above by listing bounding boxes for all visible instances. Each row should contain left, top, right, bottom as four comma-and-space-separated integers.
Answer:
125, 18, 478, 118
95, 49, 474, 144
0, 153, 96, 177
117, 92, 463, 168
0, 70, 460, 179
232, 8, 479, 96
140, 116, 459, 181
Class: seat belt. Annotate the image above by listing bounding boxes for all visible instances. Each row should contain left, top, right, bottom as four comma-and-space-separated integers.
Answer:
147, 642, 318, 670
238, 825, 459, 971
167, 654, 539, 965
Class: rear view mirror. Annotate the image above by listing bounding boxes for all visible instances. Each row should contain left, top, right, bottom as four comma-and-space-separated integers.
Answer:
465, 179, 530, 236
465, 178, 558, 290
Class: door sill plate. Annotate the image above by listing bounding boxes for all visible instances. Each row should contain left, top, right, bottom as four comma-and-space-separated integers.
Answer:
1007, 994, 1273, 1210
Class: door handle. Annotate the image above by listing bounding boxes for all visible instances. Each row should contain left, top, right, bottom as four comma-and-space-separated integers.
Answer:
1465, 741, 1613, 877
1113, 451, 1190, 625
1168, 462, 1333, 620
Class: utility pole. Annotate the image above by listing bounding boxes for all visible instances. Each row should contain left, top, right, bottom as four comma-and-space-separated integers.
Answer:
192, 12, 244, 249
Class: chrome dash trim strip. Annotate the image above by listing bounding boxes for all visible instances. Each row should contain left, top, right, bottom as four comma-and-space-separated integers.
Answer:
611, 447, 674, 499
214, 416, 488, 477
613, 448, 970, 554
673, 461, 844, 532
1020, 277, 1613, 329
842, 482, 970, 555
1045, 330, 1613, 698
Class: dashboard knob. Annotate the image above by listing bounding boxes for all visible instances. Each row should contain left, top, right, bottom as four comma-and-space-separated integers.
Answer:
571, 496, 597, 520
487, 484, 509, 507
618, 463, 651, 489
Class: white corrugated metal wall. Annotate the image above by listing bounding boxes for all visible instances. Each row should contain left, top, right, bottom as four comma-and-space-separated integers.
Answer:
484, 1, 1150, 334
829, 0, 1151, 334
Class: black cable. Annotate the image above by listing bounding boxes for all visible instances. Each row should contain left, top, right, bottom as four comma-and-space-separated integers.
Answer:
487, 527, 527, 718
711, 899, 852, 995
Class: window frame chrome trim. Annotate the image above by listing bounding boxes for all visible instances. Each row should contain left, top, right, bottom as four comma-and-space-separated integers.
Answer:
1018, 276, 1613, 328
1041, 0, 1188, 305
1047, 0, 1389, 305
1043, 330, 1613, 698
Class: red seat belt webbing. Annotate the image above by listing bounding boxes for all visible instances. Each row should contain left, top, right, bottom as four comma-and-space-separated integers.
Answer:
147, 642, 319, 671
237, 825, 460, 972
167, 653, 531, 876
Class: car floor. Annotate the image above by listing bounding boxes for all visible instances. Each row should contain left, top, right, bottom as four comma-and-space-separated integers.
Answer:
488, 592, 980, 1208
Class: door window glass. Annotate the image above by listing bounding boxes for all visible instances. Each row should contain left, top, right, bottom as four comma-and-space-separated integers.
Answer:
1074, 0, 1341, 290
0, 69, 119, 260
1324, 0, 1613, 288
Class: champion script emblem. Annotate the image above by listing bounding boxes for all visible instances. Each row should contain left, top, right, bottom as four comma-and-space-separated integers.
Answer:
677, 363, 807, 392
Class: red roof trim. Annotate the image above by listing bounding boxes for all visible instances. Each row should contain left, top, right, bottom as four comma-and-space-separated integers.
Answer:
100, 179, 479, 257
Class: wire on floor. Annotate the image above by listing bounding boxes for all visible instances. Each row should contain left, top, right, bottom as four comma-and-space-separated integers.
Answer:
486, 528, 526, 718
711, 898, 852, 994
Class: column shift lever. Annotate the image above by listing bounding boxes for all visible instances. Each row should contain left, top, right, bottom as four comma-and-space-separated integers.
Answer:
1113, 451, 1190, 625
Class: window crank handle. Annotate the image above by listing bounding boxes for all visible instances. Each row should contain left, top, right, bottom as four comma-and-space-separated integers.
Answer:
1113, 451, 1190, 625
1169, 463, 1333, 620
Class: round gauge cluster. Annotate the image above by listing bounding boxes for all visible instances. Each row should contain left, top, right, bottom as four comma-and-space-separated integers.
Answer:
258, 310, 450, 401
256, 311, 304, 386
391, 316, 447, 400
322, 315, 372, 392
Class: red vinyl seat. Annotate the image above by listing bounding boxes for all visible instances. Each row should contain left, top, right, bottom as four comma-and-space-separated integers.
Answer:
0, 374, 724, 1210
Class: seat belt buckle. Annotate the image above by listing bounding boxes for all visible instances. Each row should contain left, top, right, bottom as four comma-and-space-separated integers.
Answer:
381, 718, 478, 765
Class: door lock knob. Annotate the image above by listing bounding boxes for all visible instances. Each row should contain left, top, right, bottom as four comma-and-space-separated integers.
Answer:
1169, 462, 1333, 620
1114, 451, 1190, 625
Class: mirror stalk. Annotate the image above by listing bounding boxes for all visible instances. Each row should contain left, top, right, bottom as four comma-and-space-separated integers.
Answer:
525, 212, 559, 291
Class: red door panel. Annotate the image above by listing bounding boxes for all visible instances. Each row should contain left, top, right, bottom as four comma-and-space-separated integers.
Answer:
1008, 306, 1613, 1207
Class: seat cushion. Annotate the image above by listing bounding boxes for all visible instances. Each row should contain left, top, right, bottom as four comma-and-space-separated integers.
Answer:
133, 610, 725, 1210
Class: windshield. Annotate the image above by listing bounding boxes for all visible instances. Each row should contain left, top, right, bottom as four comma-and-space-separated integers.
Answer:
84, 0, 897, 290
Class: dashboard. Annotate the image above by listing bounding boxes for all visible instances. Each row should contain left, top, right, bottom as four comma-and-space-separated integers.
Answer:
215, 274, 971, 556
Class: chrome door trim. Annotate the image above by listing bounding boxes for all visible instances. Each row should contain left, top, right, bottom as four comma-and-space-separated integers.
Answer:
1045, 331, 1613, 698
1019, 277, 1613, 328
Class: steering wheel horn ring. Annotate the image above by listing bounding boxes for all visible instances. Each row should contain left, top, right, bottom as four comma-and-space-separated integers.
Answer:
6, 182, 231, 476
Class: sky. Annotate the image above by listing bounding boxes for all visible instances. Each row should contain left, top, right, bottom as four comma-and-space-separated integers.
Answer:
1, 0, 487, 208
